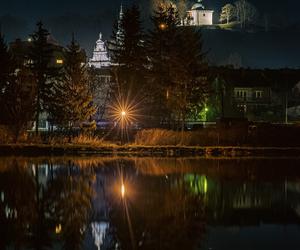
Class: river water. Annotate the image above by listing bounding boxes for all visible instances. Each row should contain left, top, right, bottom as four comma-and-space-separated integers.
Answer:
1, 157, 300, 250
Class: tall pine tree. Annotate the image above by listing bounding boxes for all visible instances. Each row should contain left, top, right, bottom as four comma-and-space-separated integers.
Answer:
0, 33, 36, 142
146, 3, 208, 130
145, 3, 180, 127
0, 32, 12, 111
50, 36, 95, 132
2, 66, 36, 142
30, 21, 56, 134
109, 4, 146, 108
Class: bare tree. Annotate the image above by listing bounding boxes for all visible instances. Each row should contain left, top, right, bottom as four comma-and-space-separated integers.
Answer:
152, 0, 176, 11
177, 0, 187, 25
220, 4, 236, 24
235, 0, 258, 28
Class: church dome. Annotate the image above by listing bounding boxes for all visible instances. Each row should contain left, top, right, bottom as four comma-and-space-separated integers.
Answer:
191, 3, 204, 10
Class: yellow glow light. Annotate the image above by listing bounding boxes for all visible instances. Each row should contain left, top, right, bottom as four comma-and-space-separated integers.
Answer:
159, 23, 167, 30
121, 184, 125, 198
109, 97, 138, 128
55, 224, 62, 234
56, 59, 63, 64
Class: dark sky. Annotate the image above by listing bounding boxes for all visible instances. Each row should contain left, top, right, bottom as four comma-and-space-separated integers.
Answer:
0, 0, 299, 68
0, 0, 297, 19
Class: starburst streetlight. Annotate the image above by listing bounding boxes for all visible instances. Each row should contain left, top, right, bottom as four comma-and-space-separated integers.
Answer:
109, 97, 139, 145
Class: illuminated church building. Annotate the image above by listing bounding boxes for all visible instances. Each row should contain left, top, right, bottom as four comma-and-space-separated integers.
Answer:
187, 0, 214, 26
89, 5, 124, 69
88, 33, 111, 69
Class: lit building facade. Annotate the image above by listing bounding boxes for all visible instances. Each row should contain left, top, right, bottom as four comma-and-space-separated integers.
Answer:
187, 0, 214, 26
88, 5, 125, 123
88, 33, 111, 69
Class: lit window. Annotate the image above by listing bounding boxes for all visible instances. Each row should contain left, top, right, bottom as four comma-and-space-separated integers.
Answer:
255, 91, 263, 98
56, 59, 63, 64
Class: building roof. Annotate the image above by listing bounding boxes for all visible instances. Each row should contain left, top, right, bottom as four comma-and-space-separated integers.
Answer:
191, 0, 205, 10
191, 3, 205, 10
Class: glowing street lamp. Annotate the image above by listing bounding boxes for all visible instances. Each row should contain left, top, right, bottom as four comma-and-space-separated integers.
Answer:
121, 183, 126, 198
159, 23, 167, 30
109, 97, 139, 145
121, 110, 126, 118
55, 224, 62, 234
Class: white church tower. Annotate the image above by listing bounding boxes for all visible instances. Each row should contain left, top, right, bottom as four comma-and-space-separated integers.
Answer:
89, 33, 111, 69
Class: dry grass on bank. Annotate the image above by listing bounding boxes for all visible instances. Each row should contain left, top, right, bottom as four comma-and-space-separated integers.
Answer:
70, 135, 105, 146
47, 134, 115, 147
135, 128, 248, 146
0, 126, 13, 144
0, 128, 115, 147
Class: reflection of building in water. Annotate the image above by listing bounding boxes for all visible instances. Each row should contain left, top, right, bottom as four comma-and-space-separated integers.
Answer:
91, 222, 109, 250
88, 171, 116, 250
30, 163, 61, 187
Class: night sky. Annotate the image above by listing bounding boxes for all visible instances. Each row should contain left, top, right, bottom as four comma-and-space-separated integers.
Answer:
0, 0, 299, 68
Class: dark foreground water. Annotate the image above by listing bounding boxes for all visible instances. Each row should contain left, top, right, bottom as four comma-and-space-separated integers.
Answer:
1, 157, 300, 250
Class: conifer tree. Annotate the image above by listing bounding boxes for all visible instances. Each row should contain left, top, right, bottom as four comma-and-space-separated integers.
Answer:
3, 67, 36, 142
145, 3, 180, 126
0, 33, 36, 142
109, 4, 146, 105
50, 36, 95, 131
30, 21, 56, 134
147, 4, 208, 130
0, 32, 12, 108
167, 26, 208, 132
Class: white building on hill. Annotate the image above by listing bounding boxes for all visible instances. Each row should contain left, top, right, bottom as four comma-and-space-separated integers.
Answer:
188, 0, 214, 26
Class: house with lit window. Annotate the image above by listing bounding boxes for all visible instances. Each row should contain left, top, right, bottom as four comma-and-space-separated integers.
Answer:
212, 67, 300, 122
10, 35, 66, 131
232, 85, 272, 120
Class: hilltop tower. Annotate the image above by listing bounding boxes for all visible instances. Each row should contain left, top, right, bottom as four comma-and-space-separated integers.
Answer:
89, 33, 111, 69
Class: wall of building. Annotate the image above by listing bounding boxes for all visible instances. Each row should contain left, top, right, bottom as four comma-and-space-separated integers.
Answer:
191, 10, 213, 26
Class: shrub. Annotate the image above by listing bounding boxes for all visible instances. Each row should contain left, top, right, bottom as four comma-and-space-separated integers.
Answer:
71, 134, 105, 146
0, 126, 13, 144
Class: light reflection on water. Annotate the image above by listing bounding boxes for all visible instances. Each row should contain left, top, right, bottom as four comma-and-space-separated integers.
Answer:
0, 157, 300, 250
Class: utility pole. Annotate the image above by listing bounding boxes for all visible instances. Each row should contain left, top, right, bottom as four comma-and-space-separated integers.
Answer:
285, 92, 288, 124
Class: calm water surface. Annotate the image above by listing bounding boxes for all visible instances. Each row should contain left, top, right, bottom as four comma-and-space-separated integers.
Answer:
1, 157, 300, 250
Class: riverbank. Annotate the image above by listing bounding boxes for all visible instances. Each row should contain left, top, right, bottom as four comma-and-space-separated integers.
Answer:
1, 144, 300, 157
